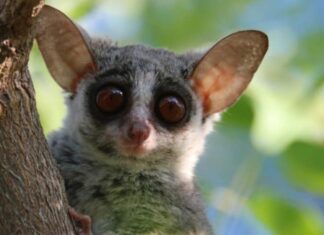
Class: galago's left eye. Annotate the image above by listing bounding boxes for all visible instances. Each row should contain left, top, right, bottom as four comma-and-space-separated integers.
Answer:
156, 95, 186, 124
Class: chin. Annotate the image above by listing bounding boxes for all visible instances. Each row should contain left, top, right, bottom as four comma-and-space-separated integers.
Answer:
121, 149, 148, 159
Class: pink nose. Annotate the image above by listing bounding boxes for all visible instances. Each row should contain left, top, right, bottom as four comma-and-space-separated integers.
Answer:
127, 122, 150, 144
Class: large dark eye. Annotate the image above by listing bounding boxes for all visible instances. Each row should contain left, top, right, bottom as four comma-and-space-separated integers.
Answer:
96, 86, 124, 113
157, 95, 186, 124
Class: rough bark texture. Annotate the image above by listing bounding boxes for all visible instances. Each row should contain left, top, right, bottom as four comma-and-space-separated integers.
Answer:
0, 1, 75, 234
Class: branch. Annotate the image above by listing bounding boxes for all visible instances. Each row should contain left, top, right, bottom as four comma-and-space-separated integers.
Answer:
0, 1, 75, 233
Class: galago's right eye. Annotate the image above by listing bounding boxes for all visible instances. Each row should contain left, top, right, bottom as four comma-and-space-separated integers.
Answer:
96, 86, 125, 114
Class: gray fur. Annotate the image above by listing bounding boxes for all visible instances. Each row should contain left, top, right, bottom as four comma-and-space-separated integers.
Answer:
49, 38, 216, 235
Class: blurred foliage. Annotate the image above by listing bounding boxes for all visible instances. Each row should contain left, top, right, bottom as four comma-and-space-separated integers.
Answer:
293, 32, 324, 74
140, 0, 254, 50
222, 96, 255, 128
46, 0, 101, 18
250, 194, 324, 235
30, 0, 324, 234
281, 142, 324, 196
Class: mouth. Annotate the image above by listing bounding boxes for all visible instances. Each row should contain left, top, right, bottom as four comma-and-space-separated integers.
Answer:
96, 140, 149, 157
96, 143, 148, 159
118, 140, 149, 157
122, 145, 146, 156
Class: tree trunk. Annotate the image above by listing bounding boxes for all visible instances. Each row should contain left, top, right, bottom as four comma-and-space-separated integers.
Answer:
0, 1, 75, 234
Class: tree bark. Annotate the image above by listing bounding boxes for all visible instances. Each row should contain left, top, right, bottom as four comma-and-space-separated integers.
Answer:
0, 1, 75, 234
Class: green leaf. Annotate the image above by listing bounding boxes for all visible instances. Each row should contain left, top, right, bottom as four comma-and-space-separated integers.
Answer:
221, 95, 254, 128
250, 194, 324, 235
281, 142, 324, 195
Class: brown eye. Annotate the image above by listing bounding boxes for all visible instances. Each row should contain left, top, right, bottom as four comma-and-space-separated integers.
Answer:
96, 86, 124, 113
157, 95, 186, 124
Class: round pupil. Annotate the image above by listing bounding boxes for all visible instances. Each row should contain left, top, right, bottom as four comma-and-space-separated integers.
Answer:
96, 86, 124, 113
158, 96, 185, 124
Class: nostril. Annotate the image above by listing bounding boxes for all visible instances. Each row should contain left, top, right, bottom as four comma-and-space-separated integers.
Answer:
128, 122, 150, 144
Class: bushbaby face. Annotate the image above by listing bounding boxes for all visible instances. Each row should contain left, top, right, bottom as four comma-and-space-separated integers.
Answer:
65, 44, 209, 162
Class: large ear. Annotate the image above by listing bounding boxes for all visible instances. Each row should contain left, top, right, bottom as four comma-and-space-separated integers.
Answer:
35, 5, 96, 93
189, 30, 268, 116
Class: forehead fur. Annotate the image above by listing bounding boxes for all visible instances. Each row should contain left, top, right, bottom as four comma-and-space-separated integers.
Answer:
89, 38, 200, 79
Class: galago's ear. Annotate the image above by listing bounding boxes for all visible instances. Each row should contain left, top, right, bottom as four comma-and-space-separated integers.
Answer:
189, 30, 268, 116
35, 5, 96, 93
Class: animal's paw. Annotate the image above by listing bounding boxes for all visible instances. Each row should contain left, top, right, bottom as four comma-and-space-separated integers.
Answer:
69, 208, 93, 235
